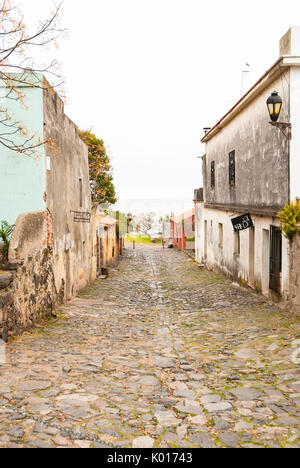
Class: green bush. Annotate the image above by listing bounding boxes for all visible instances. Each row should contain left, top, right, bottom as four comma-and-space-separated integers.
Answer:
0, 220, 15, 260
277, 202, 300, 239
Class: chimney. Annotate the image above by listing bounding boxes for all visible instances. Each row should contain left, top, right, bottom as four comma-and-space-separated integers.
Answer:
280, 26, 300, 56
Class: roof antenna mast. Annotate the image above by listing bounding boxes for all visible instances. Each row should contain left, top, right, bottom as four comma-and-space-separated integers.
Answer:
241, 62, 250, 96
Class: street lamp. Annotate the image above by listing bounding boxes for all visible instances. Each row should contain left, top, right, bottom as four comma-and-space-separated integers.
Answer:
266, 91, 291, 140
266, 91, 282, 122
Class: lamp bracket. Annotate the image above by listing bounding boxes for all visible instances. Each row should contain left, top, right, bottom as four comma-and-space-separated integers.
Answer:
269, 121, 292, 140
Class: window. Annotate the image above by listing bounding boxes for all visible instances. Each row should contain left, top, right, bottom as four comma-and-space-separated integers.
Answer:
234, 231, 240, 255
218, 223, 223, 248
79, 178, 83, 208
204, 220, 208, 259
211, 161, 215, 189
229, 151, 235, 187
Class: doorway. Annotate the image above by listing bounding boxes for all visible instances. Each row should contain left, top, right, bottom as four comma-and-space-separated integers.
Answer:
65, 251, 72, 301
269, 226, 282, 294
96, 235, 101, 273
248, 227, 255, 287
261, 229, 270, 294
204, 220, 208, 260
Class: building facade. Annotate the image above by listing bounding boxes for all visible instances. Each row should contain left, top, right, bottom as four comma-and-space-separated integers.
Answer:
171, 209, 195, 253
196, 27, 300, 302
0, 74, 97, 303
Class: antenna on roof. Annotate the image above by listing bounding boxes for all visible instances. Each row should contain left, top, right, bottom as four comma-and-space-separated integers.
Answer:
241, 62, 250, 96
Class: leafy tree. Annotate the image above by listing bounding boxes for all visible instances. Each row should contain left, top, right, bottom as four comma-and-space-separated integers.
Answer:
79, 130, 117, 205
0, 0, 64, 157
0, 220, 14, 260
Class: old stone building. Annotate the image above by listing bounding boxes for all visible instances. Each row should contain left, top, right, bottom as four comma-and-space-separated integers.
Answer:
0, 74, 98, 337
42, 83, 96, 300
196, 27, 300, 306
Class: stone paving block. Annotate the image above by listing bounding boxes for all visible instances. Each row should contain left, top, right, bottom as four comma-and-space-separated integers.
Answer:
1, 246, 300, 448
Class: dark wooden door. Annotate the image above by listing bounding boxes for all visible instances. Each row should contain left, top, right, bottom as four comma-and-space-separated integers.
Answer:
269, 226, 282, 294
96, 236, 101, 272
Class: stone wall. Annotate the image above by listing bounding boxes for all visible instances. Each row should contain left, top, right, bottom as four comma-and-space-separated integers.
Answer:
43, 84, 96, 300
0, 211, 63, 341
0, 249, 62, 341
289, 231, 300, 315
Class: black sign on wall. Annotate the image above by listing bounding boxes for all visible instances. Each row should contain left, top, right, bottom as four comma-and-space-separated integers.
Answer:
231, 213, 254, 232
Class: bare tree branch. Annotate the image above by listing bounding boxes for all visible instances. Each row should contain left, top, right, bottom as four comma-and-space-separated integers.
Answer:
0, 0, 65, 157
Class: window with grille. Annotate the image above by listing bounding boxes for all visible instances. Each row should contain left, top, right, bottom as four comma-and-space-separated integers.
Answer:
229, 151, 235, 187
211, 161, 215, 189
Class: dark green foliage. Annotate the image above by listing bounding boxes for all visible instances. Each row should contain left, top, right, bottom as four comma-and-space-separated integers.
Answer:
0, 220, 15, 260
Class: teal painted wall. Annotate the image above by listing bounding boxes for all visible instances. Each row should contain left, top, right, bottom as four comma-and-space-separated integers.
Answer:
0, 75, 46, 226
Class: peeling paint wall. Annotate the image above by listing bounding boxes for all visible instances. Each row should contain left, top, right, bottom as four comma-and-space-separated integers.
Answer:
203, 207, 289, 300
204, 72, 290, 211
43, 87, 97, 300
199, 69, 291, 300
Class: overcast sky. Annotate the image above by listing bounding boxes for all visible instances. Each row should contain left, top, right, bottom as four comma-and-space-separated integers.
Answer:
21, 0, 300, 209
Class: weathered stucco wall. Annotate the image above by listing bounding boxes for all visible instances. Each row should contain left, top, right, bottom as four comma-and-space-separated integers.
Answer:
204, 71, 290, 212
289, 232, 300, 315
203, 207, 290, 300
43, 87, 97, 300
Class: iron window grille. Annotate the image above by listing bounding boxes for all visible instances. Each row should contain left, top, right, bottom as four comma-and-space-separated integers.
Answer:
229, 151, 235, 187
211, 161, 215, 189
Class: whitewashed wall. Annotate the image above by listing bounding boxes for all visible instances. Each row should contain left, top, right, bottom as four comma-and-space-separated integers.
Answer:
203, 207, 289, 300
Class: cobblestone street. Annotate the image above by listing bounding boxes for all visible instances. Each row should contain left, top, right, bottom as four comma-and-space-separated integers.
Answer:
1, 244, 300, 448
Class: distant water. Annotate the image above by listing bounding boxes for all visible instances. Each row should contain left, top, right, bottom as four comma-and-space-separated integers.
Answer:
113, 198, 194, 217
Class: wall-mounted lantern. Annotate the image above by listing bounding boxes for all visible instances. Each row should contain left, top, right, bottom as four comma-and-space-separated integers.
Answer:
127, 213, 133, 234
266, 91, 291, 140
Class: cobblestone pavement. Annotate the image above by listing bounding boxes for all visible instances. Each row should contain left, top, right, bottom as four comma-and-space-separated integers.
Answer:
1, 245, 300, 448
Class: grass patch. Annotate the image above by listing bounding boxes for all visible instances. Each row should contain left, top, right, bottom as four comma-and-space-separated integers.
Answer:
126, 235, 160, 245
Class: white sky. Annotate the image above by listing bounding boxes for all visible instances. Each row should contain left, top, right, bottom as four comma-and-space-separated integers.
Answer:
21, 0, 300, 210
